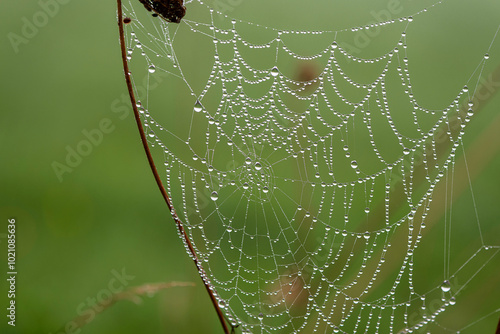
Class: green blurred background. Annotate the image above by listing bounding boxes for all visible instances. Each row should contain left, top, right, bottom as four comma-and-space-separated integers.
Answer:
1, 0, 499, 333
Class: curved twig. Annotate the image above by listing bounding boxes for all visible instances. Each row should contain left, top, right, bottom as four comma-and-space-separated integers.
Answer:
116, 1, 230, 333
58, 282, 195, 333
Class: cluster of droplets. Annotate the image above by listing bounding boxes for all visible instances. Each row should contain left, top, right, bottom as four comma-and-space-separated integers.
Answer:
121, 0, 493, 332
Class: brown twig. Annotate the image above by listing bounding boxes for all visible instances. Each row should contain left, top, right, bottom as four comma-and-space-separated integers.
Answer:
116, 1, 230, 333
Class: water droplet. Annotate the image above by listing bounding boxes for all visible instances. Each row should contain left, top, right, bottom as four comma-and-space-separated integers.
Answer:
194, 100, 203, 112
193, 154, 199, 161
243, 182, 249, 190
211, 191, 219, 201
449, 297, 456, 305
403, 147, 410, 155
441, 280, 451, 292
258, 313, 264, 320
148, 65, 156, 73
350, 160, 358, 169
263, 186, 269, 193
245, 157, 252, 165
484, 53, 490, 60
255, 162, 262, 170
270, 66, 279, 77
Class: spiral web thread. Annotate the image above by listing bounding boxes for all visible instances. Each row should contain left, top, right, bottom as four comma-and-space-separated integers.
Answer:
121, 1, 500, 333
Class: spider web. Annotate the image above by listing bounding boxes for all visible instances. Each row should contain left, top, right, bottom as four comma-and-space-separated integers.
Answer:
119, 1, 500, 333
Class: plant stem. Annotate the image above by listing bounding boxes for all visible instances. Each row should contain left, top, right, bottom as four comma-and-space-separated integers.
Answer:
116, 1, 230, 333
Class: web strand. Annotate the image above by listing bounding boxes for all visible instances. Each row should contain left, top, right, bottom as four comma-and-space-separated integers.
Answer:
119, 1, 500, 333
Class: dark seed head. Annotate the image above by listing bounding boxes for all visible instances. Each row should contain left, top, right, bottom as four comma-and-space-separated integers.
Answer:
138, 0, 186, 24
